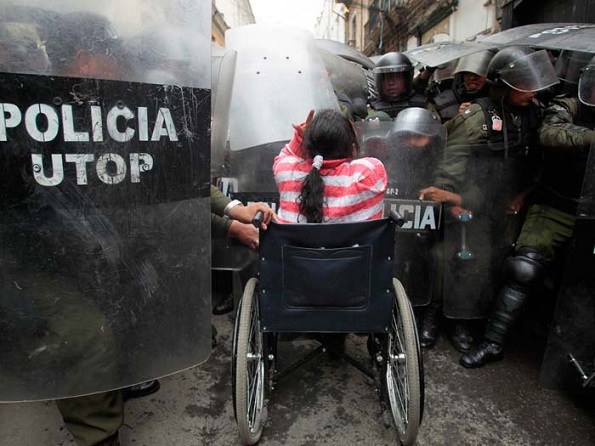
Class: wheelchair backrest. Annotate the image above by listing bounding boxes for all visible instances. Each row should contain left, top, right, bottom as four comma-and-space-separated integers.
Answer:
258, 218, 397, 333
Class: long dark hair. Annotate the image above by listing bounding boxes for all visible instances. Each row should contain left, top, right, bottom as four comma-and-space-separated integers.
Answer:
298, 109, 359, 223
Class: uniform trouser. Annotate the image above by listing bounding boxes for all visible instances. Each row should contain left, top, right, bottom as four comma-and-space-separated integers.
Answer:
514, 204, 576, 265
484, 204, 575, 345
56, 390, 124, 446
1, 271, 124, 445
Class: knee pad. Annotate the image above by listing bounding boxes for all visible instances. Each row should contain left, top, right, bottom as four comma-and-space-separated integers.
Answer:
503, 248, 545, 290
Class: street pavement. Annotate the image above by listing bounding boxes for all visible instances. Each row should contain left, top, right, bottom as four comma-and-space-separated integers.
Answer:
2, 311, 595, 445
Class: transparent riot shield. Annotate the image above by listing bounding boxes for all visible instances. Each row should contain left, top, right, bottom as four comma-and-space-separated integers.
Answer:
440, 135, 534, 320
0, 0, 212, 401
222, 24, 341, 194
211, 43, 236, 180
539, 141, 595, 391
356, 112, 445, 307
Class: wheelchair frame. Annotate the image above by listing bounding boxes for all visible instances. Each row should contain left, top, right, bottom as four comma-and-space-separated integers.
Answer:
231, 215, 424, 445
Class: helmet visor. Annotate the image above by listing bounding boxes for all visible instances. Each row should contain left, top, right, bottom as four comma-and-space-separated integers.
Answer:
499, 49, 559, 92
579, 66, 595, 106
373, 64, 411, 74
454, 50, 494, 77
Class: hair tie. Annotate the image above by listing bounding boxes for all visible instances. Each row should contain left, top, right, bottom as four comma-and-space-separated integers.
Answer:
312, 155, 323, 170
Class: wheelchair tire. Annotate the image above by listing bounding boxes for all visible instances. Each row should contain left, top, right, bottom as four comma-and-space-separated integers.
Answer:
386, 278, 422, 446
232, 277, 267, 445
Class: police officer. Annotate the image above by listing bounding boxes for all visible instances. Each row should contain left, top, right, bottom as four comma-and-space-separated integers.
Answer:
419, 46, 559, 353
369, 52, 430, 119
428, 50, 494, 123
460, 54, 595, 368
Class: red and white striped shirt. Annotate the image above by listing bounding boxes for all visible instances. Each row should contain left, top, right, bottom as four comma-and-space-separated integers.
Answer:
273, 127, 387, 223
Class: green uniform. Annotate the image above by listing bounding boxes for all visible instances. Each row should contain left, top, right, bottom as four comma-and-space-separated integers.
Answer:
516, 96, 595, 263
434, 97, 542, 318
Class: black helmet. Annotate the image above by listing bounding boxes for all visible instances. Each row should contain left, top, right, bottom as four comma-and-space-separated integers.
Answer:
390, 107, 445, 138
578, 54, 595, 107
373, 52, 413, 101
487, 46, 558, 92
453, 50, 494, 98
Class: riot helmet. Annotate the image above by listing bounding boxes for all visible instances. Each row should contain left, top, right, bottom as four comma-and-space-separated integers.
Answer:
391, 107, 444, 138
453, 50, 494, 96
486, 46, 558, 92
578, 54, 595, 107
389, 106, 445, 151
373, 52, 413, 101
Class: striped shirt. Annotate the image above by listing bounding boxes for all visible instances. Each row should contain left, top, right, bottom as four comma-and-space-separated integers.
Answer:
273, 127, 387, 223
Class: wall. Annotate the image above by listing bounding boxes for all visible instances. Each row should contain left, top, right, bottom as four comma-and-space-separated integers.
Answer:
450, 0, 497, 41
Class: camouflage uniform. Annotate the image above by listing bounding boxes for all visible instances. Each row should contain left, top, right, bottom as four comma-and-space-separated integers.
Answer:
517, 96, 595, 262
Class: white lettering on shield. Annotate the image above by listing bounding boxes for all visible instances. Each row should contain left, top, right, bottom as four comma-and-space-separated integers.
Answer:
0, 101, 179, 186
390, 203, 437, 230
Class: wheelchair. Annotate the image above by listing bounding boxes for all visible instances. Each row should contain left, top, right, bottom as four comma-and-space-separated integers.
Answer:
231, 213, 424, 445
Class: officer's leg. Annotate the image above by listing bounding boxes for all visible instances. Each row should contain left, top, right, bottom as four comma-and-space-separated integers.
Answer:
460, 204, 575, 368
56, 390, 124, 446
460, 247, 545, 368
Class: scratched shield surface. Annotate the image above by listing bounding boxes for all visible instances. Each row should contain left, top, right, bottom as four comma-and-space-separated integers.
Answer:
0, 0, 212, 401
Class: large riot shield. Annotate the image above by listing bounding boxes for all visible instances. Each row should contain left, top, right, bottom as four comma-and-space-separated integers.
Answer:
0, 0, 212, 401
440, 132, 533, 319
356, 111, 446, 307
219, 24, 343, 195
211, 43, 236, 180
539, 142, 595, 392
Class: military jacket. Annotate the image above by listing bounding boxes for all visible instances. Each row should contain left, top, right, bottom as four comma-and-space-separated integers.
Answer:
434, 97, 542, 216
536, 96, 595, 204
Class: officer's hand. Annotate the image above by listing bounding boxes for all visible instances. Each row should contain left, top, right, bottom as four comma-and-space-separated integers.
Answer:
419, 186, 462, 207
228, 202, 276, 230
506, 188, 533, 215
458, 102, 472, 114
448, 205, 473, 220
228, 220, 259, 251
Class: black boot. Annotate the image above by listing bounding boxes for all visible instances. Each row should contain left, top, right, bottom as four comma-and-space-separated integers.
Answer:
460, 249, 543, 368
459, 340, 503, 368
459, 285, 526, 368
419, 301, 441, 350
213, 294, 234, 315
448, 320, 473, 353
123, 380, 160, 400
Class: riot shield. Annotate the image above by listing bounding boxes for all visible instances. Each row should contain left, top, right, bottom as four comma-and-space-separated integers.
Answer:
211, 43, 236, 180
221, 24, 341, 194
478, 23, 595, 53
0, 0, 212, 401
440, 136, 531, 319
405, 41, 496, 70
356, 110, 446, 307
539, 142, 595, 392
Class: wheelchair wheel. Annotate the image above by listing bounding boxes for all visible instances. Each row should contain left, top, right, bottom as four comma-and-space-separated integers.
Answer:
385, 278, 422, 446
232, 277, 267, 445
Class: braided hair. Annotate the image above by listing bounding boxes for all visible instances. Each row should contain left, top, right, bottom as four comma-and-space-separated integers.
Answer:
298, 109, 359, 223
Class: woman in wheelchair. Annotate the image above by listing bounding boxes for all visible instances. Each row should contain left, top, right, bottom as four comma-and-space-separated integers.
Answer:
273, 108, 388, 223
233, 108, 422, 446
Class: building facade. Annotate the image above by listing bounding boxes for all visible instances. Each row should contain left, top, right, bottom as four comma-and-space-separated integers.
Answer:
338, 0, 595, 57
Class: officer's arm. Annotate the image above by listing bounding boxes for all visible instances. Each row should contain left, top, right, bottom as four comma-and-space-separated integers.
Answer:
211, 185, 231, 216
537, 97, 595, 154
433, 114, 473, 192
211, 213, 232, 237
